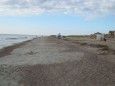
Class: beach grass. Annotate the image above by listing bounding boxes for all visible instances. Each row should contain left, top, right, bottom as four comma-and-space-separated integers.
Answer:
64, 36, 115, 54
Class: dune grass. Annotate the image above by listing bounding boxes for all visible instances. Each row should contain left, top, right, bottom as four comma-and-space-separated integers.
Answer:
64, 37, 115, 55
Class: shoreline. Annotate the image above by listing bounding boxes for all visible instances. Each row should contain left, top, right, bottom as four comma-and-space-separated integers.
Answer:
0, 37, 115, 59
0, 38, 35, 58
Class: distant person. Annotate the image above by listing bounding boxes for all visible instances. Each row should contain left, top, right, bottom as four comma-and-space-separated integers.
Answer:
58, 33, 61, 39
104, 38, 106, 42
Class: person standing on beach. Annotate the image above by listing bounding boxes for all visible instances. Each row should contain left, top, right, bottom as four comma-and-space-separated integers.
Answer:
58, 33, 61, 39
104, 38, 107, 42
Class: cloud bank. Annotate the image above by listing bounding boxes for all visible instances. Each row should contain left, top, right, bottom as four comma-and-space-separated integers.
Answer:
0, 0, 115, 18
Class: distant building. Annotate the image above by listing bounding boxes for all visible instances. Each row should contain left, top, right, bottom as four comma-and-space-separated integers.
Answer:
94, 32, 104, 40
109, 31, 115, 36
94, 32, 102, 35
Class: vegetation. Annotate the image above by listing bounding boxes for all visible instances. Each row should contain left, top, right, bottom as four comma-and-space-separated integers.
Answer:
90, 34, 96, 39
64, 36, 115, 55
67, 35, 90, 38
104, 34, 115, 38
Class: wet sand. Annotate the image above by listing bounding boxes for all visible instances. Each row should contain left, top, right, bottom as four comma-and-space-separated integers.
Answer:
0, 37, 115, 86
0, 40, 33, 57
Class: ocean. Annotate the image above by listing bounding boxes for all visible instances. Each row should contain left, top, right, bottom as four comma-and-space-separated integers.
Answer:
0, 34, 36, 49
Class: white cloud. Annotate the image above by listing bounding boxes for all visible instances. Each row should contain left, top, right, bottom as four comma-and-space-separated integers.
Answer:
0, 0, 115, 18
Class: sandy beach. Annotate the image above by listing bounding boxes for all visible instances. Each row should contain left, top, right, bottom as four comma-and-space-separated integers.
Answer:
0, 37, 115, 86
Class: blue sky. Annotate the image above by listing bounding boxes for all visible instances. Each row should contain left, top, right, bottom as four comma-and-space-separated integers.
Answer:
0, 0, 115, 35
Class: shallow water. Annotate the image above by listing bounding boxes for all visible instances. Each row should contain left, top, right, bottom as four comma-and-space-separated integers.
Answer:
0, 34, 36, 49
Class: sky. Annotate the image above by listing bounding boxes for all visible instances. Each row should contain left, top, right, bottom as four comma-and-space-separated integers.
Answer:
0, 0, 115, 35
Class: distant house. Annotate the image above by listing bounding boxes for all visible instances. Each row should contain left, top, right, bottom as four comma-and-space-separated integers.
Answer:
94, 32, 104, 40
109, 31, 115, 36
94, 32, 102, 35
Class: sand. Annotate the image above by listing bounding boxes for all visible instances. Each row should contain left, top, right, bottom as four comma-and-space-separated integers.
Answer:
0, 37, 115, 86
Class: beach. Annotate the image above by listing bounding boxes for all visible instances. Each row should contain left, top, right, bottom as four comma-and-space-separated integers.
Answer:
0, 37, 115, 86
